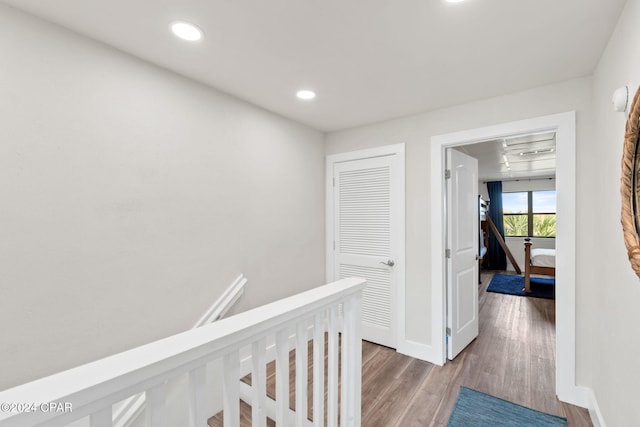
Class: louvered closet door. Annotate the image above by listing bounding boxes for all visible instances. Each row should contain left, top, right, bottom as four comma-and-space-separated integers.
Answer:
333, 155, 398, 348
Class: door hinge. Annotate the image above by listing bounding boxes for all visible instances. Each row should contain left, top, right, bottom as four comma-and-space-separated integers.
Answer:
445, 249, 451, 259
444, 169, 451, 179
446, 327, 451, 336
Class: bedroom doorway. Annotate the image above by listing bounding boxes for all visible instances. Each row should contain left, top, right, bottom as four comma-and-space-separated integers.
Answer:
430, 112, 585, 406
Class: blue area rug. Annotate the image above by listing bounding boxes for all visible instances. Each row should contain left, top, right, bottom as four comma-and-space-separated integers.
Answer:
487, 274, 555, 300
447, 387, 568, 426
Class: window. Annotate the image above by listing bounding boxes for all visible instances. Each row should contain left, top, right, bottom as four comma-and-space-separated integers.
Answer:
503, 190, 556, 237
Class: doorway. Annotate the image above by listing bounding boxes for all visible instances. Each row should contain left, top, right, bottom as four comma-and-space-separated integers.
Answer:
430, 112, 586, 406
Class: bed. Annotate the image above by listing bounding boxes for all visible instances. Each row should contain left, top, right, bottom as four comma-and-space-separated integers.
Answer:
523, 238, 556, 293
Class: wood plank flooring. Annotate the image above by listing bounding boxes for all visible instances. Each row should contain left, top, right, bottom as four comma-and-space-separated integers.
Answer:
393, 271, 591, 427
210, 271, 592, 426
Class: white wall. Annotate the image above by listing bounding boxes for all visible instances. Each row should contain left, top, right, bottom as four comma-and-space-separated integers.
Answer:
325, 77, 592, 352
586, 0, 640, 424
327, 0, 640, 418
0, 5, 325, 390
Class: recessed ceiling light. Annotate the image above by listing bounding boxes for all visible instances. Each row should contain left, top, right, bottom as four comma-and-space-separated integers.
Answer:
445, 0, 466, 3
296, 90, 316, 100
170, 21, 203, 42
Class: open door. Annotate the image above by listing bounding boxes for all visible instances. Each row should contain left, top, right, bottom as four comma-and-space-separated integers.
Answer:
446, 148, 479, 359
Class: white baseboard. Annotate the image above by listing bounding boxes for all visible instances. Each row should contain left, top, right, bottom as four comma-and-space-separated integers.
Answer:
587, 388, 606, 427
557, 384, 589, 409
558, 385, 605, 427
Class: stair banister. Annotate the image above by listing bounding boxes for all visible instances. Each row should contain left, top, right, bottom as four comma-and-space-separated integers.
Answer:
113, 274, 247, 427
0, 277, 366, 427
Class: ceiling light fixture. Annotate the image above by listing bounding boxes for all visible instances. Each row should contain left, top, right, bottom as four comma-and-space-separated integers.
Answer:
296, 90, 316, 100
445, 0, 466, 3
170, 21, 203, 42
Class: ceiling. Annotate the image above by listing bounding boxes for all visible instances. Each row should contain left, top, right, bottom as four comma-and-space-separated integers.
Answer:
0, 0, 626, 132
458, 132, 556, 181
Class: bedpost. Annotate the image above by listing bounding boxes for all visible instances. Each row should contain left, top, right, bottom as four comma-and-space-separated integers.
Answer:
524, 238, 532, 293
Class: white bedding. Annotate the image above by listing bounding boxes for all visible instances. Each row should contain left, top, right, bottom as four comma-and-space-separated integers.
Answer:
531, 248, 556, 268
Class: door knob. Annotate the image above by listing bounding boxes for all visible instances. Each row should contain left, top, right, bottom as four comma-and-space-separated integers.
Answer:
380, 259, 395, 267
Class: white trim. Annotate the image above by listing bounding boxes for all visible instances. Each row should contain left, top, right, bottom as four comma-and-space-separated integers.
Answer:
430, 112, 584, 404
587, 388, 606, 427
326, 143, 406, 350
193, 274, 247, 327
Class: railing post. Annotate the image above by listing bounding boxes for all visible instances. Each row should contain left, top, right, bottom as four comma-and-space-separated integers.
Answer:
327, 305, 340, 426
275, 328, 290, 427
145, 382, 167, 427
223, 350, 240, 427
188, 365, 208, 427
342, 293, 362, 427
295, 320, 309, 425
312, 312, 325, 427
251, 338, 267, 427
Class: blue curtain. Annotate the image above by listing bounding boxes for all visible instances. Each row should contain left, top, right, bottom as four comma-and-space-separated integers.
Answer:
486, 181, 507, 270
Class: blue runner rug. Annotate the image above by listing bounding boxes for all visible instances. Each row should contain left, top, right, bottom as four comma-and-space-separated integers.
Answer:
487, 273, 555, 299
447, 387, 568, 426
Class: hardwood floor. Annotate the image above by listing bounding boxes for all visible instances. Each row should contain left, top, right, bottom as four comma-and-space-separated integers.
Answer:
392, 271, 591, 427
209, 271, 592, 426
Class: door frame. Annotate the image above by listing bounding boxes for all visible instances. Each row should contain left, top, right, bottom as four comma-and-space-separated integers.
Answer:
430, 112, 588, 407
326, 143, 406, 349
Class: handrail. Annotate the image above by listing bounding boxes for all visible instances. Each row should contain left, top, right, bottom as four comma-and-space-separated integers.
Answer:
0, 277, 366, 427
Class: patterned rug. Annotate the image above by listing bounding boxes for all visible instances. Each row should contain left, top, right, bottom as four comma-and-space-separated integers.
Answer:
447, 387, 567, 426
487, 273, 555, 299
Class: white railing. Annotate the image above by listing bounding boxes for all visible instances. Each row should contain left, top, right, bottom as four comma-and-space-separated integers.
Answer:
0, 277, 365, 427
112, 274, 248, 427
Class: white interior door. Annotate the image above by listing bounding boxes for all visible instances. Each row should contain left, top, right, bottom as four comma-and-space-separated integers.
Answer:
446, 148, 479, 359
332, 154, 402, 348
